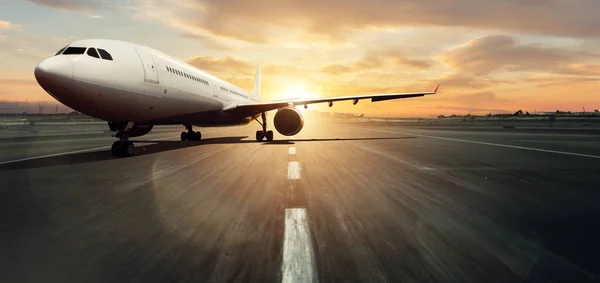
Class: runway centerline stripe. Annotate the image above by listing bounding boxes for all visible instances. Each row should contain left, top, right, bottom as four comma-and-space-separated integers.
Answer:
287, 161, 301, 179
289, 147, 297, 155
281, 208, 319, 283
352, 126, 600, 160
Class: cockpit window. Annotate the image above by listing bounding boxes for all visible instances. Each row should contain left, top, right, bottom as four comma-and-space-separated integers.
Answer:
54, 44, 70, 56
62, 47, 87, 55
55, 47, 67, 56
87, 48, 100, 58
97, 49, 113, 61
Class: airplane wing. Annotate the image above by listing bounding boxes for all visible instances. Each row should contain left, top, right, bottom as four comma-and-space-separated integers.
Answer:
225, 85, 439, 117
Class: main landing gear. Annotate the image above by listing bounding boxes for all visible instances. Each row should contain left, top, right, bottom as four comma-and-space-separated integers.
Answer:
181, 124, 202, 141
255, 112, 274, 141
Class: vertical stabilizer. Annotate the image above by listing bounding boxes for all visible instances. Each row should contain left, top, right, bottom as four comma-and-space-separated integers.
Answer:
252, 65, 261, 98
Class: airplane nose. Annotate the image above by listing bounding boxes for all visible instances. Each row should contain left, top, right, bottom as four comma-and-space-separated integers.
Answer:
34, 56, 73, 84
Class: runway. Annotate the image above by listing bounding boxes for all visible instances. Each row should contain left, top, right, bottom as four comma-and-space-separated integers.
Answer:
1, 122, 599, 282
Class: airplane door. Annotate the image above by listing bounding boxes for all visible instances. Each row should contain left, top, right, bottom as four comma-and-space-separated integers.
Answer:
134, 48, 159, 84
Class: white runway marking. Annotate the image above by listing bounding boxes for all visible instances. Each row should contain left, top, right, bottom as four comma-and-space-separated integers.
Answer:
281, 208, 318, 283
289, 147, 297, 155
352, 127, 600, 160
287, 162, 301, 179
0, 135, 179, 165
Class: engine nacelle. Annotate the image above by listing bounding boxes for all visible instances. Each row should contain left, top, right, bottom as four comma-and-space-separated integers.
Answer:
273, 107, 304, 136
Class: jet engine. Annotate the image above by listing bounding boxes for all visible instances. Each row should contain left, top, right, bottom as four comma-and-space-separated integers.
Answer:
273, 107, 304, 136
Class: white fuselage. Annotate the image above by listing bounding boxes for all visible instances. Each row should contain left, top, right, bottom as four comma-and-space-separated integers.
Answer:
34, 39, 260, 126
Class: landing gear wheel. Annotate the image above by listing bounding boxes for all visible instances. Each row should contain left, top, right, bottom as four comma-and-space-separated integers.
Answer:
111, 141, 122, 157
266, 130, 274, 141
194, 131, 202, 141
181, 132, 187, 141
122, 141, 135, 157
111, 141, 135, 157
256, 130, 265, 141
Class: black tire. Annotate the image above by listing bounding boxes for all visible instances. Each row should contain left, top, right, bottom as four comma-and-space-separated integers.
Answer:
256, 130, 264, 141
181, 132, 187, 141
266, 130, 274, 141
111, 141, 122, 157
123, 141, 135, 157
195, 131, 202, 141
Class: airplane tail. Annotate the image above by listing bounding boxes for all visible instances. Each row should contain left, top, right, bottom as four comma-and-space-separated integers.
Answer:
252, 65, 261, 98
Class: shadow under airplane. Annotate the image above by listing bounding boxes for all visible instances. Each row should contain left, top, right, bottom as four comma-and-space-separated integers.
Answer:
0, 136, 416, 170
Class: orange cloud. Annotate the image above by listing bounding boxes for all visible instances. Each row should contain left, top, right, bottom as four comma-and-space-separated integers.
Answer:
0, 20, 17, 30
186, 56, 254, 75
439, 35, 586, 75
23, 0, 105, 11
138, 0, 600, 45
321, 49, 432, 76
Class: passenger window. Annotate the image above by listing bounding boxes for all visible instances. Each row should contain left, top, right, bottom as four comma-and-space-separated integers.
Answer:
62, 47, 87, 55
97, 49, 113, 60
87, 48, 100, 58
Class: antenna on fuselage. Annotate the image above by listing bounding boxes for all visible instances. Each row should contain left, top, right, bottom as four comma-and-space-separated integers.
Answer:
252, 65, 261, 98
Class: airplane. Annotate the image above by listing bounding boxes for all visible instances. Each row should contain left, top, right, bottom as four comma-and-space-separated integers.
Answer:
34, 39, 439, 157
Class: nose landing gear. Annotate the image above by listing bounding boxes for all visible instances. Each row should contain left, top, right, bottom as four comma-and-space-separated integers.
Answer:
111, 139, 135, 157
109, 121, 138, 158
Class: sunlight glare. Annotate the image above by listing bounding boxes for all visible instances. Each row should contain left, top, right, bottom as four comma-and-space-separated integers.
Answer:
279, 83, 321, 112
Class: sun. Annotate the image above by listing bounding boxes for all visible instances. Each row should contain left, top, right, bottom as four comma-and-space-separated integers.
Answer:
280, 83, 321, 111
287, 84, 313, 100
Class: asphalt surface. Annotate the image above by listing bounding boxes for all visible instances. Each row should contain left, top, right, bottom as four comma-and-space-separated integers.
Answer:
1, 122, 599, 283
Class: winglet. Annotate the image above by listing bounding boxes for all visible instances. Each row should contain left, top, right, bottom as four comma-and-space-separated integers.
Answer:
433, 84, 440, 93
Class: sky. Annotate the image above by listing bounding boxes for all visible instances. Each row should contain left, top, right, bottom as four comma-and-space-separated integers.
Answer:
0, 0, 599, 116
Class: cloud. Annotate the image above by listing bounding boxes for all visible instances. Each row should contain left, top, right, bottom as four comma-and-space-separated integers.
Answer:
320, 49, 432, 75
320, 64, 352, 75
562, 64, 600, 76
0, 20, 19, 31
439, 35, 577, 75
185, 56, 254, 75
520, 74, 600, 87
391, 56, 433, 70
449, 91, 511, 106
137, 0, 600, 45
23, 0, 105, 11
438, 34, 600, 79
